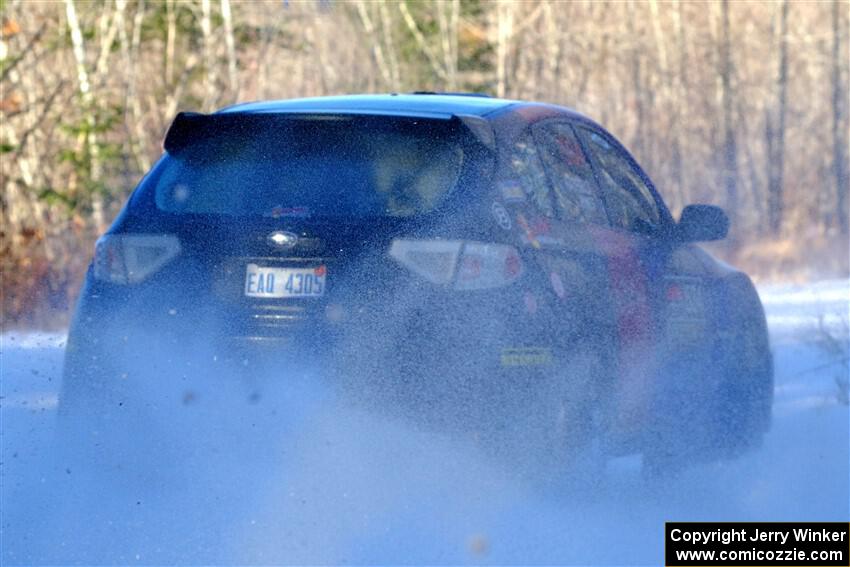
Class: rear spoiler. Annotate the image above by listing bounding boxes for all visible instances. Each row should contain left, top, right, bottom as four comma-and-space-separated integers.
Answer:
455, 114, 496, 151
163, 112, 224, 154
163, 110, 497, 154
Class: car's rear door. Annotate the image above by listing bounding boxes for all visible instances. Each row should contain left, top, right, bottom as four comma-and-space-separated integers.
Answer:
569, 124, 668, 445
525, 120, 618, 351
576, 124, 724, 448
489, 121, 620, 432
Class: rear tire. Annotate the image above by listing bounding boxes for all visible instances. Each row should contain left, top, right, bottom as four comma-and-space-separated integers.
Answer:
643, 284, 773, 476
496, 345, 609, 487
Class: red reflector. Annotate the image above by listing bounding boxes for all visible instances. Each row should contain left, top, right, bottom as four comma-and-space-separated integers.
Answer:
505, 253, 521, 277
666, 284, 684, 301
524, 292, 538, 314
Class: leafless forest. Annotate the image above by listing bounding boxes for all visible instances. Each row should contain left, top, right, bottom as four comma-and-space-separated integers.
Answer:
1, 0, 848, 328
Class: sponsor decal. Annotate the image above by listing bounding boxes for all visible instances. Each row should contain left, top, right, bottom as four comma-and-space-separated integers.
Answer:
265, 205, 311, 219
517, 213, 561, 248
554, 134, 587, 167
500, 346, 553, 367
524, 291, 538, 314
667, 247, 708, 274
533, 235, 566, 247
664, 278, 707, 343
491, 202, 512, 231
505, 253, 522, 278
550, 271, 566, 299
666, 283, 684, 301
516, 213, 540, 248
498, 181, 526, 204
530, 216, 551, 235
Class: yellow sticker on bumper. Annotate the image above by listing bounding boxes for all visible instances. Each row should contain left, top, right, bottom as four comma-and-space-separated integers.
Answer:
500, 347, 553, 367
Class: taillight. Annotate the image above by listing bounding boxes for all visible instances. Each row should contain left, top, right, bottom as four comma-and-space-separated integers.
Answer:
93, 234, 181, 284
389, 239, 523, 290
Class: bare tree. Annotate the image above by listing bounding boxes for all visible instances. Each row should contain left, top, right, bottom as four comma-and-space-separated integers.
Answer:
221, 0, 239, 101
200, 0, 217, 112
2, 0, 849, 326
719, 0, 739, 238
832, 0, 849, 236
399, 0, 448, 85
766, 0, 789, 235
64, 0, 104, 231
355, 0, 394, 89
495, 0, 513, 98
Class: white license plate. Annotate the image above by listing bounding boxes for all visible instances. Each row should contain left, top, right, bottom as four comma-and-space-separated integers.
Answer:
244, 264, 326, 298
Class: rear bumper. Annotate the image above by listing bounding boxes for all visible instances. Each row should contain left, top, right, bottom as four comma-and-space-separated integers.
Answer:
61, 273, 492, 393
60, 271, 594, 442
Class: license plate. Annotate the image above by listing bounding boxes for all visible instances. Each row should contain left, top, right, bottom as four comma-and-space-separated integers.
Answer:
244, 264, 326, 298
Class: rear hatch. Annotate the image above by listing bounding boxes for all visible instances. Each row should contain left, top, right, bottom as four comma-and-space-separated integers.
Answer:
122, 112, 490, 343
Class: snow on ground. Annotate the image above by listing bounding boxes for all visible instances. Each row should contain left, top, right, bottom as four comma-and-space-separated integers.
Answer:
759, 278, 849, 341
1, 281, 848, 565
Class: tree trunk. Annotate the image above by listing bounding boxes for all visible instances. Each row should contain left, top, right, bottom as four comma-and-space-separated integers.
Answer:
436, 0, 456, 89
165, 0, 176, 86
64, 0, 104, 232
495, 0, 513, 98
672, 1, 690, 208
543, 1, 561, 100
355, 0, 393, 89
378, 0, 400, 91
399, 1, 447, 85
200, 0, 217, 112
832, 0, 849, 235
720, 0, 739, 238
767, 0, 788, 235
221, 0, 239, 101
627, 2, 647, 165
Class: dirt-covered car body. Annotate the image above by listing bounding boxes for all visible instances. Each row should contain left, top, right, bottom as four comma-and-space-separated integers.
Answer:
62, 94, 773, 466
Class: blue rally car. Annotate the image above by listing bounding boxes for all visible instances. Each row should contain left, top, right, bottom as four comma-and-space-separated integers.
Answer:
61, 94, 773, 473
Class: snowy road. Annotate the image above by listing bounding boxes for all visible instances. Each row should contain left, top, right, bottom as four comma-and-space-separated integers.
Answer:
2, 280, 848, 565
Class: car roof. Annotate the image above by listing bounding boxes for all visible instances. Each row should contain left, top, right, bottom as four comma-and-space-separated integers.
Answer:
219, 94, 516, 119
217, 93, 589, 121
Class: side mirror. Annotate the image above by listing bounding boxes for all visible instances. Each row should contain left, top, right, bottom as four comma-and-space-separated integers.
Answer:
677, 204, 729, 242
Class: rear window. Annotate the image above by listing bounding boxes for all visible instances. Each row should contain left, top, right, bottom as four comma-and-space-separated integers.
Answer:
154, 114, 465, 218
